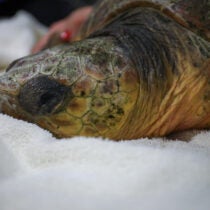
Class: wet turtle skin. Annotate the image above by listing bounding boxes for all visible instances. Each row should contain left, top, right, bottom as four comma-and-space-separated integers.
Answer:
0, 0, 210, 140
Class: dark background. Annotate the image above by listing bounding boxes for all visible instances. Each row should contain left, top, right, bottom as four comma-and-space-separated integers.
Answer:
0, 0, 98, 26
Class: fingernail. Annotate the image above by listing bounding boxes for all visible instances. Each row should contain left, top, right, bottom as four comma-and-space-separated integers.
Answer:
60, 30, 72, 42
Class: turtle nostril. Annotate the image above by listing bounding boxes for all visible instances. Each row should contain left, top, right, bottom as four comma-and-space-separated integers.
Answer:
18, 76, 69, 115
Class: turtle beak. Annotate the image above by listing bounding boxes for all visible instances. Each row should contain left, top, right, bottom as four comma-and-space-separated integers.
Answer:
0, 54, 35, 97
0, 75, 19, 117
0, 70, 69, 118
0, 69, 20, 95
0, 53, 58, 116
0, 63, 21, 115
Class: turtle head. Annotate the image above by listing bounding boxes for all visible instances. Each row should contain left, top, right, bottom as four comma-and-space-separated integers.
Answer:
0, 38, 139, 139
0, 43, 85, 136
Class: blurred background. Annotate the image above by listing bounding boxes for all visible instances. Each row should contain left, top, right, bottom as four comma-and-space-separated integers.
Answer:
0, 0, 97, 26
0, 0, 98, 71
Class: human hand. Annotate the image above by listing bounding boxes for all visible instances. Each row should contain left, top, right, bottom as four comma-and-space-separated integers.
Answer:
31, 6, 92, 53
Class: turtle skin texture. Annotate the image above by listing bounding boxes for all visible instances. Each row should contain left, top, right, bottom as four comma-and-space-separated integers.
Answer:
0, 0, 209, 140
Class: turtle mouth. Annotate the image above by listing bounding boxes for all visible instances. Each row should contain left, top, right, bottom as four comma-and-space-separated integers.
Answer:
18, 75, 70, 116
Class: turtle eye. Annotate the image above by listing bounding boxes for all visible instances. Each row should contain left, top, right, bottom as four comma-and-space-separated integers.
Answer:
18, 75, 69, 115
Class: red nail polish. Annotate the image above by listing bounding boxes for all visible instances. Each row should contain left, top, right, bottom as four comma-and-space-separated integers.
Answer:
60, 30, 72, 42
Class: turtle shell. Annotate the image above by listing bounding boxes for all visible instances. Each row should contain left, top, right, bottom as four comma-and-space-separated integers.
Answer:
79, 0, 210, 42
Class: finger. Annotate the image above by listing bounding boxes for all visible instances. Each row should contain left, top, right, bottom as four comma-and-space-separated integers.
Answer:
31, 34, 50, 53
65, 6, 93, 38
31, 6, 92, 53
31, 21, 66, 54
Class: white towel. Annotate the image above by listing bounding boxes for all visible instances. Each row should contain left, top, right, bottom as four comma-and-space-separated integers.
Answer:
0, 11, 46, 71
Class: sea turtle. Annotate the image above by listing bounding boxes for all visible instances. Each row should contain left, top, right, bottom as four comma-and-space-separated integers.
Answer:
0, 0, 209, 140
